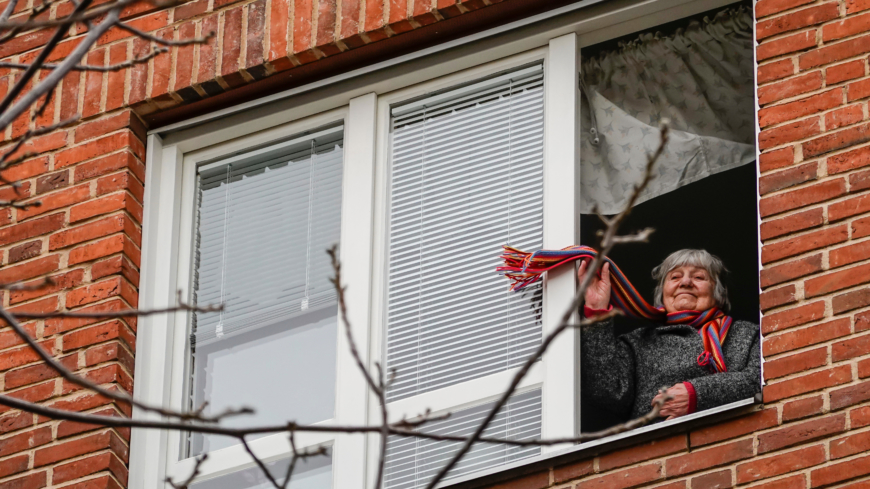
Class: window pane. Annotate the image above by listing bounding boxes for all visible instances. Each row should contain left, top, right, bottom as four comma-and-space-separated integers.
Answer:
384, 389, 542, 489
190, 452, 332, 489
189, 128, 343, 455
385, 66, 545, 402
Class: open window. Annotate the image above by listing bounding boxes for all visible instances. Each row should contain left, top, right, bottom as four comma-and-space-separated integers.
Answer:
577, 3, 760, 432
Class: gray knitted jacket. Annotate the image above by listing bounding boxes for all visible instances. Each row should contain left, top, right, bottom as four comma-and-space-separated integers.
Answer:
580, 317, 761, 420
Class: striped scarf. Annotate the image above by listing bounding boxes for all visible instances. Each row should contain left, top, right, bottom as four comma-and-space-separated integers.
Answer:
498, 245, 732, 373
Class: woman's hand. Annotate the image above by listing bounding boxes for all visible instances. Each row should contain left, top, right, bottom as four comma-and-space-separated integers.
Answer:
578, 260, 611, 310
652, 383, 690, 420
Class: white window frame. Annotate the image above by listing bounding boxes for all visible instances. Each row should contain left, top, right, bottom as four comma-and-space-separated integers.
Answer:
131, 0, 743, 486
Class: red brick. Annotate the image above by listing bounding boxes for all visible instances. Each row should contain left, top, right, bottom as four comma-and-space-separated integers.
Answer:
35, 171, 69, 195
666, 439, 753, 477
34, 430, 127, 467
96, 171, 144, 204
7, 296, 59, 316
759, 59, 797, 85
783, 396, 825, 421
761, 208, 825, 241
68, 234, 140, 267
0, 427, 51, 457
762, 301, 825, 334
575, 463, 662, 489
649, 482, 686, 489
98, 10, 168, 45
830, 145, 870, 176
0, 412, 32, 435
832, 239, 870, 268
62, 320, 131, 352
764, 365, 852, 402
84, 340, 133, 371
56, 132, 141, 169
175, 0, 208, 20
758, 30, 817, 62
222, 7, 243, 79
0, 156, 49, 183
17, 184, 90, 221
759, 178, 844, 217
824, 12, 870, 42
760, 90, 842, 128
53, 452, 127, 485
758, 414, 846, 453
805, 123, 870, 158
759, 162, 818, 194
848, 0, 870, 13
756, 0, 814, 18
197, 15, 219, 84
0, 236, 35, 262
759, 117, 821, 151
105, 43, 126, 111
0, 254, 59, 284
0, 213, 64, 247
81, 49, 104, 119
75, 111, 142, 144
849, 78, 870, 102
691, 409, 778, 447
246, 0, 267, 69
760, 284, 798, 311
44, 298, 133, 336
0, 472, 46, 489
599, 435, 686, 471
801, 35, 870, 70
860, 358, 870, 378
70, 192, 142, 224
75, 151, 145, 184
553, 460, 594, 484
761, 253, 823, 288
56, 407, 124, 439
853, 405, 870, 427
689, 470, 731, 489
763, 318, 851, 356
742, 474, 807, 489
761, 224, 847, 263
829, 60, 867, 85
66, 277, 124, 308
5, 354, 76, 389
827, 104, 865, 130
853, 214, 870, 238
737, 445, 826, 484
760, 146, 797, 172
835, 287, 870, 314
49, 214, 128, 250
758, 3, 838, 40
764, 347, 828, 380
852, 171, 870, 196
10, 268, 84, 305
831, 380, 870, 410
831, 430, 870, 459
806, 261, 870, 296
811, 453, 870, 487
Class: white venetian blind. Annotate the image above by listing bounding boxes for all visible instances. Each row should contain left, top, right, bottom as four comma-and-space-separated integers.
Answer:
386, 65, 545, 402
192, 126, 344, 346
383, 389, 542, 489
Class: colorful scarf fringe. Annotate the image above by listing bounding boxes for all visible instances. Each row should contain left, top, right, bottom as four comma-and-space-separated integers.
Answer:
498, 245, 732, 373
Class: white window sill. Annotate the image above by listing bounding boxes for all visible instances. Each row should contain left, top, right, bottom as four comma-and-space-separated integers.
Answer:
438, 396, 762, 489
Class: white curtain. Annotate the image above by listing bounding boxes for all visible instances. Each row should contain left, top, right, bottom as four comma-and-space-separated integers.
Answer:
580, 6, 756, 214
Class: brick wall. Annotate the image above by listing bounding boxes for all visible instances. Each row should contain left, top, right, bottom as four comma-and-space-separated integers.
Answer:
1, 0, 870, 488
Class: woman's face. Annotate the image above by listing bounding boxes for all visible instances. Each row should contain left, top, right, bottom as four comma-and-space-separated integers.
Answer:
662, 265, 716, 313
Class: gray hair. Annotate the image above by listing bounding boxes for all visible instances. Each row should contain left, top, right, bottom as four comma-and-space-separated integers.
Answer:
652, 249, 730, 311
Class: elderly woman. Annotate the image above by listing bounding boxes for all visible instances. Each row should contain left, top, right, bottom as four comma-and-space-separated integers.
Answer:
578, 249, 760, 421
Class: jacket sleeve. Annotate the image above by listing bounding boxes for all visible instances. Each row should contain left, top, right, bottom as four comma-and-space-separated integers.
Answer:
684, 326, 761, 412
580, 318, 636, 417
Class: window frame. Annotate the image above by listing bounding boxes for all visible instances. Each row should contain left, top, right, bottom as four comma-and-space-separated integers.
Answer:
131, 0, 752, 486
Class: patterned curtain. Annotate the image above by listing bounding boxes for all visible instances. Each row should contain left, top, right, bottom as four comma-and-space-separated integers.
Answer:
579, 6, 755, 214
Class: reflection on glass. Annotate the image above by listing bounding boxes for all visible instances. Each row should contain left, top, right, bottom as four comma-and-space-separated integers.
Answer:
190, 452, 332, 489
190, 307, 337, 454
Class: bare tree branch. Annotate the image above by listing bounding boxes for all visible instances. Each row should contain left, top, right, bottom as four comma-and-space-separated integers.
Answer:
166, 455, 208, 489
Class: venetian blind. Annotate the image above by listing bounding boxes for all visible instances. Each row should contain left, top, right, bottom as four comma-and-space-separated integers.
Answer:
383, 389, 542, 489
386, 65, 545, 402
192, 126, 344, 346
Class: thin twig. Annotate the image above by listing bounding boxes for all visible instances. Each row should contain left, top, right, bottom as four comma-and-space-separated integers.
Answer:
166, 454, 208, 489
0, 48, 166, 72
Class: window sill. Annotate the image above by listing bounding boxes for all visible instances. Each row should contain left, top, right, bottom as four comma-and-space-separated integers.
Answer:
438, 395, 762, 489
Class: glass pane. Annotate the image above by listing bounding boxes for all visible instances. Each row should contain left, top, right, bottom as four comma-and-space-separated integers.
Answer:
190, 452, 332, 489
188, 130, 343, 456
